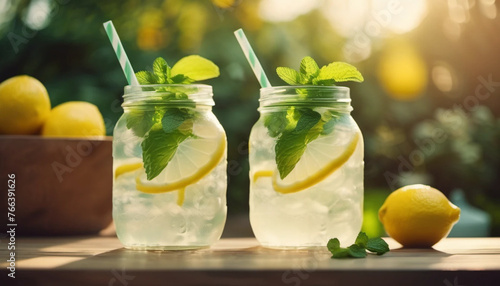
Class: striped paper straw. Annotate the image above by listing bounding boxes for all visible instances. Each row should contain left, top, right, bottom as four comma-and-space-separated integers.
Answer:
234, 28, 271, 88
103, 20, 139, 85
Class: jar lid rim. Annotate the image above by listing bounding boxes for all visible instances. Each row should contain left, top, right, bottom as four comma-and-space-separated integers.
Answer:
260, 86, 350, 98
124, 83, 212, 91
259, 85, 351, 108
260, 85, 350, 92
122, 84, 214, 107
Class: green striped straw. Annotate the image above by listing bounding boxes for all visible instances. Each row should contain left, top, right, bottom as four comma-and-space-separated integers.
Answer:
103, 20, 139, 85
234, 28, 271, 88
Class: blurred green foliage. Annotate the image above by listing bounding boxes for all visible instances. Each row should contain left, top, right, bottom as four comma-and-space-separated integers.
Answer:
361, 189, 387, 238
1, 0, 499, 234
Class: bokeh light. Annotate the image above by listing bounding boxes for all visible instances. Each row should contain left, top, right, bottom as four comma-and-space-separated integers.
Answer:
377, 40, 428, 100
432, 63, 456, 95
322, 0, 427, 61
323, 0, 427, 36
259, 0, 320, 22
23, 0, 53, 31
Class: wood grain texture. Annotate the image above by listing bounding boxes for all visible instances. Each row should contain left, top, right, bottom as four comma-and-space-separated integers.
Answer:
0, 237, 499, 286
0, 135, 112, 235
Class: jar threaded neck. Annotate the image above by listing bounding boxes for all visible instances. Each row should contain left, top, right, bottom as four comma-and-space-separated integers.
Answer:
122, 84, 214, 107
259, 86, 352, 112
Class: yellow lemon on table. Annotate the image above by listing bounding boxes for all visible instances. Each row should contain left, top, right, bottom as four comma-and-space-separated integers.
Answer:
42, 101, 105, 138
378, 184, 460, 248
0, 75, 51, 134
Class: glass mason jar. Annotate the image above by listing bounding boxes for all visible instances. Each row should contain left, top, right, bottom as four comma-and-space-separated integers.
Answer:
249, 86, 364, 248
113, 84, 227, 250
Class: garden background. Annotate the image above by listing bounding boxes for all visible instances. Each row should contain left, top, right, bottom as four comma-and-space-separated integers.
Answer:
1, 0, 499, 236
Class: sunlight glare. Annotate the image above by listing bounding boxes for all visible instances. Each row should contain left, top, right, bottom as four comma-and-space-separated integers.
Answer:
323, 0, 428, 37
259, 0, 320, 22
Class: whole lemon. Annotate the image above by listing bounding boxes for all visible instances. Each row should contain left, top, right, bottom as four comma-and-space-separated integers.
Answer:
378, 184, 460, 248
0, 75, 51, 134
42, 101, 106, 138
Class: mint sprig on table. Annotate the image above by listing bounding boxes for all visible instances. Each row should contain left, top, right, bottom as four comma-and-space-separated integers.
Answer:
267, 56, 363, 180
327, 232, 390, 259
128, 56, 219, 180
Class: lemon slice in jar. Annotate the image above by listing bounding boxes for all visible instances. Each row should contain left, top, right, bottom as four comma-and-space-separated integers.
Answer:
114, 117, 226, 194
253, 132, 360, 194
114, 162, 143, 179
134, 118, 226, 194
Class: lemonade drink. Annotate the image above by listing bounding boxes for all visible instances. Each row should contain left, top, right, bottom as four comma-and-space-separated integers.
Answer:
113, 84, 227, 250
249, 86, 363, 248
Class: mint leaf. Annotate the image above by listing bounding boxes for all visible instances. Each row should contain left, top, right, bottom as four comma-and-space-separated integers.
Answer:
312, 77, 336, 86
321, 119, 335, 135
348, 244, 367, 258
161, 109, 191, 133
126, 109, 157, 137
275, 109, 321, 179
321, 114, 339, 136
294, 109, 321, 132
354, 232, 369, 248
153, 57, 169, 83
156, 90, 193, 102
141, 124, 190, 180
366, 238, 390, 255
316, 62, 364, 83
168, 74, 194, 84
171, 55, 219, 81
275, 132, 307, 179
136, 71, 157, 85
327, 238, 341, 252
299, 56, 320, 80
285, 107, 301, 129
327, 239, 351, 258
331, 248, 350, 258
276, 67, 301, 85
264, 111, 288, 138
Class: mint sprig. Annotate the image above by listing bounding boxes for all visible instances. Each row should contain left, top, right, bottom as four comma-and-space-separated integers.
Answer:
314, 62, 364, 84
267, 56, 363, 180
327, 232, 390, 259
128, 56, 219, 181
276, 56, 363, 86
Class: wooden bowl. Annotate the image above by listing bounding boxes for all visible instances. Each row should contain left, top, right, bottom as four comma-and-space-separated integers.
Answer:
0, 135, 112, 236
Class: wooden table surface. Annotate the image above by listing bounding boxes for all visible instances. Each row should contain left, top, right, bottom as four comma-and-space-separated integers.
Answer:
1, 236, 499, 286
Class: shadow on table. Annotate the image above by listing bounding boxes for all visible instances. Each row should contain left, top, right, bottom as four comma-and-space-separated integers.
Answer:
389, 247, 452, 257
54, 243, 310, 286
